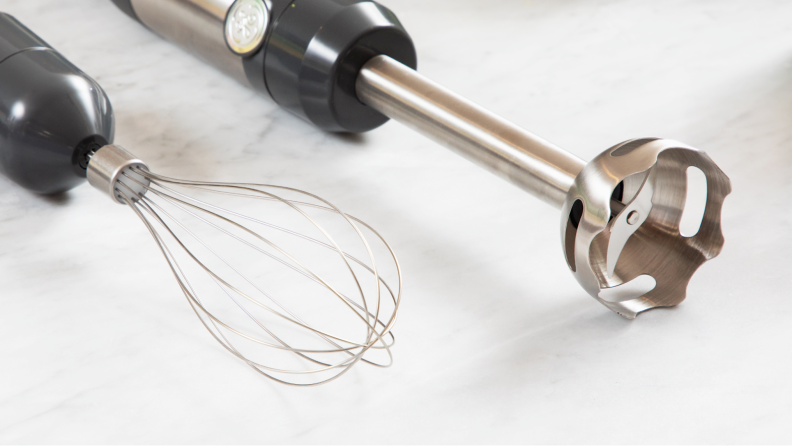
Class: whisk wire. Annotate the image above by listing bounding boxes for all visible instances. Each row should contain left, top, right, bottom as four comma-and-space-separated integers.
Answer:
125, 199, 363, 384
147, 177, 401, 330
120, 188, 384, 381
112, 166, 401, 386
130, 187, 379, 353
138, 169, 384, 330
132, 168, 401, 332
141, 184, 380, 337
123, 172, 396, 352
133, 169, 402, 318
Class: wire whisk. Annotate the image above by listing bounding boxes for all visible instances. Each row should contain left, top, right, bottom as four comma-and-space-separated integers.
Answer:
87, 145, 402, 386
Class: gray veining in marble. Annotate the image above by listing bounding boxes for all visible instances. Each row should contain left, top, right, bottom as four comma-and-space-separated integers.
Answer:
0, 0, 790, 443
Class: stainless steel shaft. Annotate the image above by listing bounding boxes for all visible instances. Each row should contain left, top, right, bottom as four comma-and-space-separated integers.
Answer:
356, 55, 586, 209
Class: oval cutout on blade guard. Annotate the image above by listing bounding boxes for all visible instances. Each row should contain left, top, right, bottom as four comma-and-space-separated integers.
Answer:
680, 166, 708, 237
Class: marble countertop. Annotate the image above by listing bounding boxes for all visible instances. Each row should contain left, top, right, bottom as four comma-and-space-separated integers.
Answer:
1, 0, 790, 443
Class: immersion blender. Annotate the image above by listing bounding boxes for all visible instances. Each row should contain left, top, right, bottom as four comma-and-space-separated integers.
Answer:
110, 0, 731, 318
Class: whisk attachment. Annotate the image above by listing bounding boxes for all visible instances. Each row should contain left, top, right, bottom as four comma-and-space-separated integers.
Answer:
86, 145, 402, 385
0, 15, 401, 385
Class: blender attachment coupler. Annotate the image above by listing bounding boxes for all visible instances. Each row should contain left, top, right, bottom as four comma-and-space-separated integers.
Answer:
111, 0, 731, 318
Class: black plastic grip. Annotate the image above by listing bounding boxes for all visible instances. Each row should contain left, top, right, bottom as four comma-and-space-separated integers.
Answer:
0, 13, 115, 194
0, 14, 52, 62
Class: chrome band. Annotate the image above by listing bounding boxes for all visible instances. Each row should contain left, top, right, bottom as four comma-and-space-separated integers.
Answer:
86, 145, 150, 204
129, 0, 263, 86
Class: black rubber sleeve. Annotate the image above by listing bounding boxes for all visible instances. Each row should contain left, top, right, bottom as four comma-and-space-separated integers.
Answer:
259, 0, 417, 133
0, 14, 115, 194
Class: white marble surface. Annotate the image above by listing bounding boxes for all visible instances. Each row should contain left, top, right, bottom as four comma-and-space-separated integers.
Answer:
1, 0, 790, 443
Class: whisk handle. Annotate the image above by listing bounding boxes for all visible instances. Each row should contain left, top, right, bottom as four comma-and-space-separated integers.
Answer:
0, 14, 115, 194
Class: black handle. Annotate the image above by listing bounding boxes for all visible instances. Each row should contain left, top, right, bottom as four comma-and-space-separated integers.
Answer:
0, 13, 114, 194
